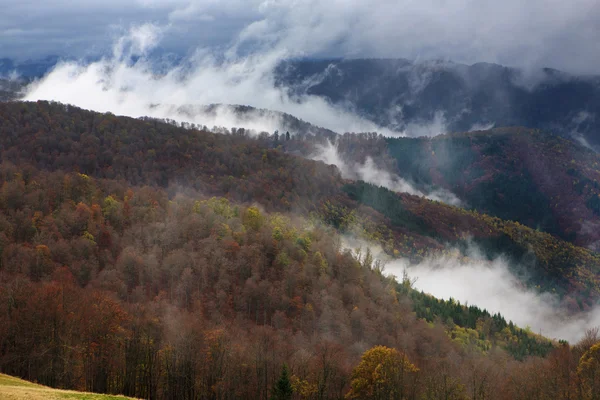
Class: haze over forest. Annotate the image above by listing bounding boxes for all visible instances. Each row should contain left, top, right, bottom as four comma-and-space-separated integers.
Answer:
1, 1, 600, 399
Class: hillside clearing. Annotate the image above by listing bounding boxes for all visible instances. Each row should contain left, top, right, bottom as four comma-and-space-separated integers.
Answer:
0, 374, 136, 400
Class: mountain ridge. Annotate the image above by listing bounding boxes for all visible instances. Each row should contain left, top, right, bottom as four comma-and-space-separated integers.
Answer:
275, 58, 600, 148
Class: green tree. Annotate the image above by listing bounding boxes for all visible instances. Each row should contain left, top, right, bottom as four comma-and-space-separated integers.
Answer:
271, 364, 293, 400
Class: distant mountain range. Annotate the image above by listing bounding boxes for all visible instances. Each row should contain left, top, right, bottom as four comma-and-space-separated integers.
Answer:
275, 58, 600, 148
2, 56, 600, 150
0, 56, 60, 78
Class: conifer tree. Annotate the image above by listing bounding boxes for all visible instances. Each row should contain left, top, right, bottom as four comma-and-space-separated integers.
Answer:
271, 364, 293, 400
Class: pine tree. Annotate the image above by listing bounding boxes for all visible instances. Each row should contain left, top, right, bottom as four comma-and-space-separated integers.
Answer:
271, 364, 293, 400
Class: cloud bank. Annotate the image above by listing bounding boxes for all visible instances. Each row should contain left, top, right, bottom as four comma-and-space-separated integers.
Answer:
340, 236, 599, 343
312, 141, 463, 206
24, 24, 397, 135
384, 252, 600, 343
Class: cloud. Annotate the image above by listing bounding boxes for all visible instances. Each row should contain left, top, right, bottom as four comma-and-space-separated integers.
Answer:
2, 0, 600, 73
404, 111, 448, 137
24, 24, 400, 135
312, 141, 463, 206
24, 23, 463, 200
385, 252, 600, 343
342, 237, 600, 343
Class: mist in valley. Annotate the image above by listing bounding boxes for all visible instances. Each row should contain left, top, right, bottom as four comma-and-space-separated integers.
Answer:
312, 141, 463, 206
373, 244, 600, 343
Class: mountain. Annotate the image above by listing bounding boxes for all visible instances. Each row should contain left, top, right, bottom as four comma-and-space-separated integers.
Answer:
2, 101, 596, 399
2, 101, 599, 303
304, 128, 600, 249
275, 58, 600, 148
0, 56, 60, 78
168, 103, 337, 140
0, 79, 23, 102
4, 56, 600, 150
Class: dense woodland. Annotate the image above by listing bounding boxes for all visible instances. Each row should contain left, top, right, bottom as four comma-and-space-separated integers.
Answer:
1, 101, 600, 399
0, 79, 23, 102
327, 129, 600, 248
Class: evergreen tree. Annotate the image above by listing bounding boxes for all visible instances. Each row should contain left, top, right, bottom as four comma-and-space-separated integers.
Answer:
271, 364, 293, 400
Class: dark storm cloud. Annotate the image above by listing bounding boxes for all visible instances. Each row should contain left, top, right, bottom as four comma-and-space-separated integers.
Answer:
0, 0, 254, 60
2, 0, 600, 73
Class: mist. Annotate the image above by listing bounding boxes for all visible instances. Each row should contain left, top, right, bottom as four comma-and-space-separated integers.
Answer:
385, 252, 600, 343
340, 236, 600, 343
5, 0, 600, 74
312, 141, 463, 206
23, 24, 398, 136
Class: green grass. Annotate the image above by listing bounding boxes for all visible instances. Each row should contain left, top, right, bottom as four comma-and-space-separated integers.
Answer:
0, 374, 40, 388
0, 373, 137, 400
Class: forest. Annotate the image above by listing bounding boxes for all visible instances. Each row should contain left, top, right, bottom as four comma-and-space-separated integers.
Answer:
1, 101, 600, 399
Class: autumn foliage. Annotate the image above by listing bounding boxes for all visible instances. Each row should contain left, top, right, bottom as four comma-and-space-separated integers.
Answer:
0, 101, 599, 399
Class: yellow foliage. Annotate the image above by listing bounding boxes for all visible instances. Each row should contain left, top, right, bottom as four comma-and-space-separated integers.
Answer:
578, 342, 600, 399
291, 375, 318, 398
346, 345, 418, 400
194, 197, 236, 218
244, 206, 264, 231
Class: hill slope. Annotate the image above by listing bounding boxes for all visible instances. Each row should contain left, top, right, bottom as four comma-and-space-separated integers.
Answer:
0, 101, 598, 399
287, 127, 600, 249
378, 128, 600, 248
0, 374, 135, 399
1, 102, 600, 304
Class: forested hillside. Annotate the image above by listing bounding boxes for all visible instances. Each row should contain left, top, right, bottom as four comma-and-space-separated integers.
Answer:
299, 128, 600, 249
0, 79, 22, 102
1, 101, 600, 399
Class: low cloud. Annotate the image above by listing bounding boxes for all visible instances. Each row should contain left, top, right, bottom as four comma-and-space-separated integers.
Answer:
404, 111, 448, 137
341, 237, 600, 343
570, 111, 597, 150
384, 251, 600, 343
312, 141, 462, 206
24, 24, 398, 135
3, 0, 600, 73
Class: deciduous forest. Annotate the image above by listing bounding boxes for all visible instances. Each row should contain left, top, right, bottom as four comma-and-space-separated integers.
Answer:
1, 101, 600, 399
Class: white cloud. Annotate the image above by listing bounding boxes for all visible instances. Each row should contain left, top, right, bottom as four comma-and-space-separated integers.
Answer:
385, 254, 600, 343
343, 238, 600, 343
312, 141, 463, 206
24, 24, 396, 135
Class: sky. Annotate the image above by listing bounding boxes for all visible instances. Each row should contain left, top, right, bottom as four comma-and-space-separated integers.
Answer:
2, 0, 600, 74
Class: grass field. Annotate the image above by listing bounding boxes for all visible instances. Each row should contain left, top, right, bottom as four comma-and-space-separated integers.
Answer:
0, 374, 137, 400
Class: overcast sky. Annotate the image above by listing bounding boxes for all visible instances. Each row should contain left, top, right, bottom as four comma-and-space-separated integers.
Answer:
2, 0, 600, 73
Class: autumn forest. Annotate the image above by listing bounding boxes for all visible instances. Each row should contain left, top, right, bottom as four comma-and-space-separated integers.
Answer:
0, 101, 599, 399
